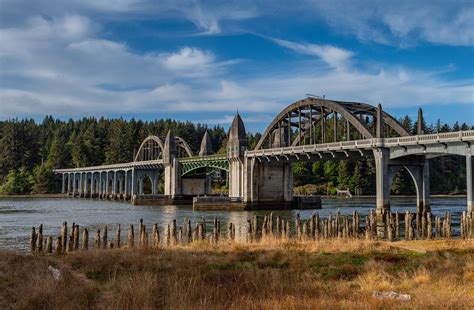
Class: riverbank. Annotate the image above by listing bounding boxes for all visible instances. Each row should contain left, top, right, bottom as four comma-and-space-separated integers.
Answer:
1, 239, 473, 309
0, 193, 467, 199
0, 193, 68, 199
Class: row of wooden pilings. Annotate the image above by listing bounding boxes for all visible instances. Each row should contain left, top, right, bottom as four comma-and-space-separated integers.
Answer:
29, 210, 473, 254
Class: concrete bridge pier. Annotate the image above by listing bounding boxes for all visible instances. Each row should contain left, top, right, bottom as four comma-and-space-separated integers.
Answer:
467, 155, 473, 214
374, 148, 390, 238
245, 159, 293, 208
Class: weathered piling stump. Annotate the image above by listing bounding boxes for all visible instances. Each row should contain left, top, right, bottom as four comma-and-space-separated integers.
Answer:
128, 224, 134, 248
435, 216, 441, 239
246, 218, 252, 243
427, 213, 432, 240
45, 236, 53, 254
29, 226, 37, 254
315, 213, 320, 240
253, 215, 258, 241
116, 224, 121, 248
171, 219, 177, 245
285, 220, 291, 239
61, 221, 67, 253
74, 224, 80, 250
54, 236, 62, 255
83, 228, 89, 251
36, 224, 43, 253
102, 225, 108, 249
302, 221, 308, 241
395, 211, 400, 239
187, 220, 192, 243
95, 229, 101, 249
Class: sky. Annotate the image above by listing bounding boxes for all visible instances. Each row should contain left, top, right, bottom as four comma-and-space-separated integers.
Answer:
0, 0, 473, 132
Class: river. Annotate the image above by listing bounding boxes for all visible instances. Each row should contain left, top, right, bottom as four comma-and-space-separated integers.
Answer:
0, 196, 468, 251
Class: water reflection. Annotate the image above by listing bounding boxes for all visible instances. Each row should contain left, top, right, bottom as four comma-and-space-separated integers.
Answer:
0, 196, 467, 252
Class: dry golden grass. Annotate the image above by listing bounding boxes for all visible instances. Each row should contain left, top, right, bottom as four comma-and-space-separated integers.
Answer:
1, 239, 473, 309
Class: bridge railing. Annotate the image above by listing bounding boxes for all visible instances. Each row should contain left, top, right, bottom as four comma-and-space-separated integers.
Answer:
179, 154, 228, 163
246, 130, 474, 157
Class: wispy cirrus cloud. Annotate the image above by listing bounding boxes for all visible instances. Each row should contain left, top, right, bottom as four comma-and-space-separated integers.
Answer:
269, 38, 354, 70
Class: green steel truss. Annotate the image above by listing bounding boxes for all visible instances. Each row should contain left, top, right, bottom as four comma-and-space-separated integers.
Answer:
179, 154, 229, 176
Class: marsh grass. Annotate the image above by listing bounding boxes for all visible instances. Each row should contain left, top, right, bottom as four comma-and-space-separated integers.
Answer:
1, 239, 473, 309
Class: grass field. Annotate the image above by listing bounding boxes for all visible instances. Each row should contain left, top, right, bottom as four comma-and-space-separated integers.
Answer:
1, 239, 473, 309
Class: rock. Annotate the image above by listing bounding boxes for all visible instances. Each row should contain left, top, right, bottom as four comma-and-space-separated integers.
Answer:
372, 291, 411, 301
47, 265, 62, 281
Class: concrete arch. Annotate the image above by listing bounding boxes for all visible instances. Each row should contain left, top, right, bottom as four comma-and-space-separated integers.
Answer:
255, 97, 411, 150
175, 136, 194, 158
388, 164, 430, 214
134, 135, 165, 161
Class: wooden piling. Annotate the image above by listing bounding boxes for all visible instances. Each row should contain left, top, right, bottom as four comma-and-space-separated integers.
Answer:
29, 226, 36, 254
187, 220, 192, 243
54, 236, 62, 255
95, 229, 101, 249
297, 213, 303, 240
285, 220, 291, 239
83, 228, 89, 250
446, 211, 452, 239
128, 224, 134, 248
213, 218, 218, 243
408, 212, 414, 240
435, 216, 441, 239
427, 212, 432, 240
35, 224, 43, 253
302, 221, 308, 241
421, 214, 426, 239
276, 216, 281, 239
74, 224, 80, 250
171, 220, 177, 245
102, 225, 108, 249
395, 211, 400, 239
253, 215, 258, 241
61, 221, 67, 253
45, 236, 53, 254
315, 213, 320, 240
246, 218, 252, 243
116, 224, 121, 248
352, 211, 358, 238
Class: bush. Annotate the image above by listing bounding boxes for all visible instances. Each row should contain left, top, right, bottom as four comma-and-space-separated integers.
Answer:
0, 168, 32, 194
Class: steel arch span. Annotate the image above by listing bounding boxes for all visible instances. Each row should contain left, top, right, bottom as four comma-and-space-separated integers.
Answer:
255, 97, 410, 150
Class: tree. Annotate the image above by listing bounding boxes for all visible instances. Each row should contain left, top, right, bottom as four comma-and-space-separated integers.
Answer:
31, 164, 58, 194
0, 168, 32, 194
336, 161, 350, 189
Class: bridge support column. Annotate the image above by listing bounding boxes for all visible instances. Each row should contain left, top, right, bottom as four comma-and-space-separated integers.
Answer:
90, 173, 95, 198
61, 174, 65, 194
245, 159, 293, 208
164, 159, 180, 197
229, 158, 244, 198
152, 171, 158, 195
124, 170, 129, 200
374, 148, 390, 238
67, 173, 71, 195
421, 160, 431, 214
467, 155, 473, 214
113, 171, 117, 198
79, 173, 83, 197
131, 168, 137, 197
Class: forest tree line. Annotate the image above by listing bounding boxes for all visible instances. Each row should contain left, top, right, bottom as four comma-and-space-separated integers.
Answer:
0, 115, 471, 195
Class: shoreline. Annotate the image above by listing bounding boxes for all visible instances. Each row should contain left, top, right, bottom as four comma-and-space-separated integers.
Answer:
0, 193, 467, 199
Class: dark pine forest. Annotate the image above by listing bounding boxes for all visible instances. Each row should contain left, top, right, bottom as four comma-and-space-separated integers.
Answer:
0, 115, 472, 196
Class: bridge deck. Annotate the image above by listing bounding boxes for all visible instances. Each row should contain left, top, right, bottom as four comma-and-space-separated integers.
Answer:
246, 130, 474, 158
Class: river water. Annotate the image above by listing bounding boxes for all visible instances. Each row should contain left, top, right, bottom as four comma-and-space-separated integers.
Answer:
0, 196, 468, 252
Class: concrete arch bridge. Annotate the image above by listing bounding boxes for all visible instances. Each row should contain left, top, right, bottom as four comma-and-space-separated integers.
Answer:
55, 97, 474, 227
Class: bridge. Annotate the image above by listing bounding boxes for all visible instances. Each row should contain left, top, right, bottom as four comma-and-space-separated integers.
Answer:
55, 97, 474, 236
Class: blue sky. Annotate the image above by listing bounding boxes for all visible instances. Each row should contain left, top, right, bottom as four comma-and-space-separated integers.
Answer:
0, 0, 473, 132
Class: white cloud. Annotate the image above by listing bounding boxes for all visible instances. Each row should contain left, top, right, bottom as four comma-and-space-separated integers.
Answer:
270, 38, 354, 69
305, 0, 474, 46
162, 47, 215, 71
